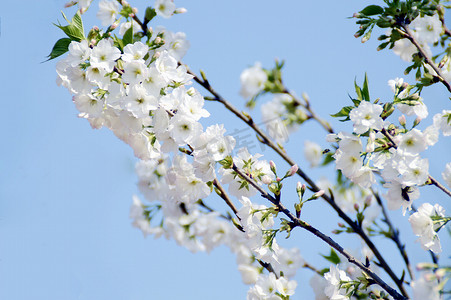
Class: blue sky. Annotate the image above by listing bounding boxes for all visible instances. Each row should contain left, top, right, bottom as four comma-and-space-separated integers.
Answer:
1, 1, 450, 299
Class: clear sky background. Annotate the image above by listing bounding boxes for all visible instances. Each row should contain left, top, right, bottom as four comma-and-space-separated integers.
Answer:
1, 1, 450, 299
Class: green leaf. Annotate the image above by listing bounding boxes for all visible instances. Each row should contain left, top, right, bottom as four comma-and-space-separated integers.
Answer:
360, 5, 384, 16
354, 79, 363, 100
144, 7, 157, 24
321, 248, 341, 264
331, 106, 353, 121
321, 152, 335, 166
362, 73, 370, 101
72, 11, 84, 36
55, 23, 84, 41
45, 38, 72, 61
123, 27, 134, 46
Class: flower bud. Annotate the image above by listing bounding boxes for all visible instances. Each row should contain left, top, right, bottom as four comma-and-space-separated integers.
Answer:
353, 13, 361, 18
121, 0, 129, 6
398, 115, 406, 126
286, 164, 298, 177
354, 203, 359, 211
175, 7, 188, 14
312, 190, 325, 199
338, 223, 345, 228
413, 116, 421, 127
424, 273, 435, 281
364, 195, 373, 207
155, 37, 162, 44
269, 161, 277, 174
132, 7, 138, 14
153, 52, 161, 59
261, 175, 272, 185
64, 1, 76, 8
276, 177, 282, 182
268, 183, 280, 195
435, 269, 446, 279
129, 13, 135, 18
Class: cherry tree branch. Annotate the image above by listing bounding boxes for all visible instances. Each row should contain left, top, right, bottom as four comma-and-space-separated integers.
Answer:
188, 67, 409, 295
281, 89, 334, 134
129, 9, 408, 297
231, 164, 408, 300
372, 190, 414, 281
399, 24, 451, 93
381, 128, 451, 198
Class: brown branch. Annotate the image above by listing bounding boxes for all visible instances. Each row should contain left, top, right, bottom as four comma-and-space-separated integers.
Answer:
400, 24, 451, 93
372, 189, 414, 281
189, 67, 409, 296
282, 89, 334, 134
212, 178, 240, 219
231, 164, 407, 300
381, 128, 451, 198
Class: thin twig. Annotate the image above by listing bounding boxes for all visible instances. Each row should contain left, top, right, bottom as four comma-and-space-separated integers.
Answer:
381, 128, 451, 198
400, 24, 451, 93
282, 89, 334, 134
303, 262, 323, 276
372, 189, 414, 281
128, 9, 408, 297
212, 178, 240, 219
189, 67, 409, 296
232, 164, 407, 300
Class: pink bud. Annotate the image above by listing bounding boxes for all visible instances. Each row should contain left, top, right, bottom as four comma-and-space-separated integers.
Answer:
175, 7, 188, 14
287, 164, 298, 177
296, 182, 302, 191
398, 115, 406, 126
338, 223, 345, 228
276, 177, 282, 182
313, 190, 325, 199
128, 13, 135, 18
270, 161, 276, 169
261, 175, 272, 185
354, 203, 359, 211
353, 13, 361, 18
364, 195, 373, 206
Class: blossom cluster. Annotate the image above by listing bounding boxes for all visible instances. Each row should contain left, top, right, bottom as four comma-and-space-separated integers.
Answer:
53, 1, 451, 299
326, 78, 450, 253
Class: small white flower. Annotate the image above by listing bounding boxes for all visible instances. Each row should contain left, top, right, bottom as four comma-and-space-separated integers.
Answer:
409, 203, 445, 253
433, 110, 451, 136
304, 140, 322, 167
442, 162, 451, 188
155, 0, 176, 18
97, 0, 120, 26
90, 39, 121, 72
240, 62, 267, 99
410, 14, 443, 44
349, 101, 384, 134
411, 272, 441, 300
324, 265, 351, 300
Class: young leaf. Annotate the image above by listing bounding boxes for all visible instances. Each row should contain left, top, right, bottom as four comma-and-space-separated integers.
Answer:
144, 7, 157, 25
362, 73, 370, 101
46, 38, 72, 61
123, 27, 134, 46
72, 11, 85, 37
55, 23, 84, 41
331, 106, 353, 121
321, 248, 341, 264
359, 5, 384, 16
